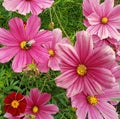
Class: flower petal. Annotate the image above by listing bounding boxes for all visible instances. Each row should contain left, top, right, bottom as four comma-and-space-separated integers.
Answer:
87, 25, 101, 36
87, 46, 115, 68
84, 75, 102, 95
0, 28, 18, 46
56, 44, 79, 66
40, 104, 59, 114
26, 15, 41, 39
87, 13, 100, 25
37, 93, 51, 105
88, 106, 103, 119
16, 1, 31, 15
0, 47, 19, 63
88, 68, 115, 89
82, 0, 99, 16
66, 78, 84, 97
12, 50, 32, 72
2, 0, 21, 11
37, 112, 53, 119
101, 0, 114, 15
35, 30, 53, 45
55, 70, 78, 89
75, 31, 93, 63
48, 57, 60, 71
96, 102, 118, 119
98, 25, 109, 39
107, 25, 120, 41
8, 17, 26, 42
52, 28, 62, 43
29, 46, 49, 64
97, 84, 120, 101
108, 5, 120, 21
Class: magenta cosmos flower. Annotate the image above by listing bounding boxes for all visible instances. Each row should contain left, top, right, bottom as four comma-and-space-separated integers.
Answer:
84, 0, 120, 40
0, 15, 53, 72
2, 0, 54, 15
25, 88, 59, 119
55, 31, 116, 97
38, 28, 70, 72
71, 85, 120, 119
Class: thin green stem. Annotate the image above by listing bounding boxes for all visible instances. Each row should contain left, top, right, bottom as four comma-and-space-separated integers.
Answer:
52, 7, 69, 38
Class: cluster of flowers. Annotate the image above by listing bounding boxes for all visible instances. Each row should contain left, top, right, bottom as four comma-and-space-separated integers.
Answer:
1, 0, 120, 119
4, 88, 59, 119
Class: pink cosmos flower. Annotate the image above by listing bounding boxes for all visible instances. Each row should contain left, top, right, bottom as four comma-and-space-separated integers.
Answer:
92, 35, 120, 62
92, 35, 116, 48
4, 113, 25, 119
2, 0, 54, 15
55, 30, 116, 97
82, 0, 99, 17
71, 85, 120, 119
83, 0, 120, 40
0, 15, 53, 72
38, 28, 70, 72
82, 0, 99, 27
25, 88, 59, 119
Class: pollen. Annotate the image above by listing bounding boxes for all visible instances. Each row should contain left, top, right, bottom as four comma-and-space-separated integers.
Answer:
20, 41, 27, 49
32, 106, 39, 113
77, 64, 87, 76
87, 96, 98, 105
101, 17, 108, 24
48, 49, 54, 57
11, 100, 19, 108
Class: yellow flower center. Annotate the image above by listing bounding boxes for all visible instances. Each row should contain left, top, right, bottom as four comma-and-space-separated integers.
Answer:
101, 17, 108, 24
20, 40, 35, 50
48, 49, 54, 57
77, 64, 87, 76
87, 96, 98, 105
20, 41, 27, 49
32, 106, 39, 113
11, 100, 19, 108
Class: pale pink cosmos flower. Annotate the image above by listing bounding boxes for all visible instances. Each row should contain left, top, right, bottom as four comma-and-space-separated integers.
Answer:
83, 0, 120, 40
0, 15, 53, 72
38, 28, 70, 72
55, 31, 116, 97
71, 85, 120, 119
25, 88, 59, 119
2, 0, 54, 15
82, 0, 99, 27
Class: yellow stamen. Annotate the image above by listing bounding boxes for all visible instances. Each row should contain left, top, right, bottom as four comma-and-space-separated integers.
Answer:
32, 106, 39, 113
20, 41, 27, 49
48, 49, 54, 57
101, 17, 108, 24
11, 100, 19, 108
77, 64, 87, 76
87, 96, 98, 105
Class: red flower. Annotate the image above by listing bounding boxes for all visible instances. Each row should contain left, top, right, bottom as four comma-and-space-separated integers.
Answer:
4, 92, 27, 116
